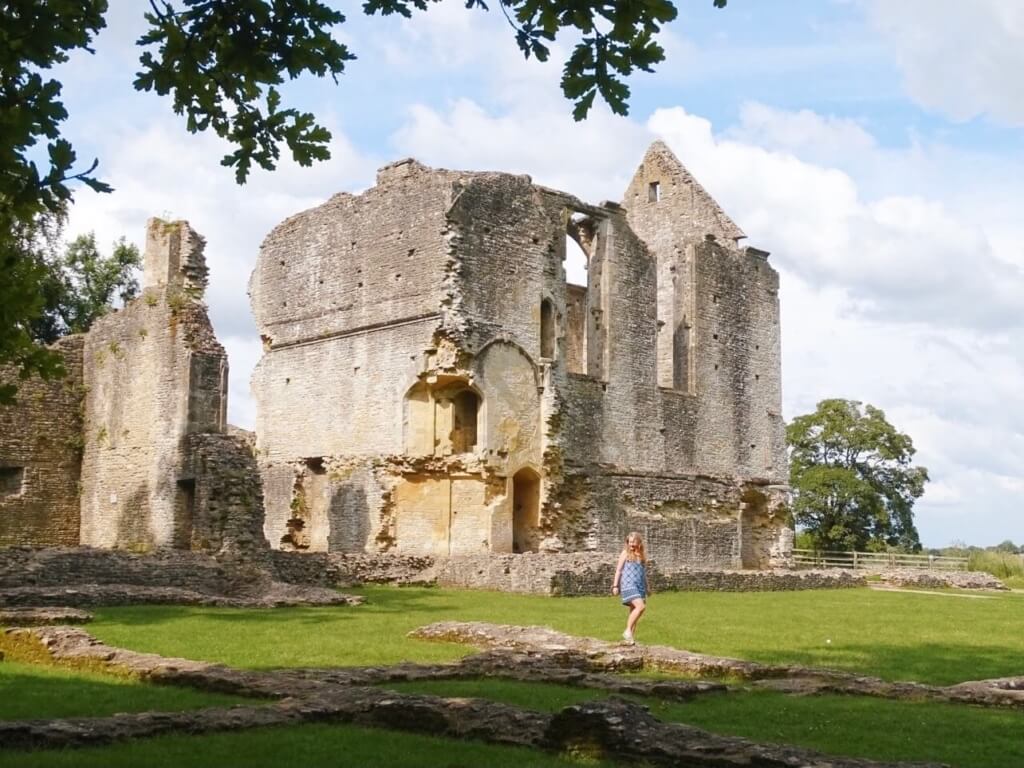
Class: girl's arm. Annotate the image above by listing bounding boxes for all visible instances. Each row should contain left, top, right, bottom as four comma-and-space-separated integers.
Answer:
611, 550, 627, 594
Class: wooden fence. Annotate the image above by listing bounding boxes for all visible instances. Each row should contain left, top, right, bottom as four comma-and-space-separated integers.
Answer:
791, 549, 968, 572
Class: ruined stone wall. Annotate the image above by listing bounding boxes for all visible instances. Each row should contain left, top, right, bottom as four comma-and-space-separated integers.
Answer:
0, 336, 85, 547
253, 163, 551, 557
431, 553, 863, 595
184, 433, 268, 556
0, 547, 252, 594
252, 149, 790, 568
252, 161, 467, 553
621, 141, 786, 484
80, 220, 227, 550
250, 159, 457, 349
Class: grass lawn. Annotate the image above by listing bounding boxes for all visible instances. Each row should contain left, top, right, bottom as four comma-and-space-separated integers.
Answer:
0, 722, 615, 768
7, 585, 1023, 767
86, 585, 1024, 685
382, 678, 1024, 768
0, 660, 254, 720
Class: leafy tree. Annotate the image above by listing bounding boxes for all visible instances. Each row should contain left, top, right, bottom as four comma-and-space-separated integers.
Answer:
787, 399, 928, 553
1, 0, 728, 397
31, 232, 141, 344
992, 540, 1020, 555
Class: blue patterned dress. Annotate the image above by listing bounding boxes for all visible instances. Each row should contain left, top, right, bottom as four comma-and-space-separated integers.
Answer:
620, 559, 647, 604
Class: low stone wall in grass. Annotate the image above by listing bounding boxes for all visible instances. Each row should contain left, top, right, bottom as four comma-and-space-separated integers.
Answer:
0, 546, 866, 601
0, 547, 263, 593
431, 553, 866, 595
877, 569, 1007, 591
267, 551, 435, 587
0, 547, 361, 608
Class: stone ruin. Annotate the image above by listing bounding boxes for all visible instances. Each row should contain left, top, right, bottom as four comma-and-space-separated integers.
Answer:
0, 218, 265, 557
0, 142, 792, 574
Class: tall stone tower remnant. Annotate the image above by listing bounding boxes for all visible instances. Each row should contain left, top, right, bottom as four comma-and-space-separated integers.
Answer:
250, 142, 791, 567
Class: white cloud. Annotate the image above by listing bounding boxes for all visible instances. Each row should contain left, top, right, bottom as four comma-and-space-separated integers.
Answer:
649, 106, 1024, 331
393, 99, 651, 200
66, 116, 378, 428
866, 0, 1024, 125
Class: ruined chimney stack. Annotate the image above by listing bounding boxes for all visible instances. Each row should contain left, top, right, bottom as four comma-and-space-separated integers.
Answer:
143, 218, 210, 295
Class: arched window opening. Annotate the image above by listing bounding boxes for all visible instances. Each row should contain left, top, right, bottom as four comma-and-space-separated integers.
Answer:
512, 468, 540, 553
563, 221, 591, 375
451, 389, 479, 453
540, 298, 556, 359
564, 233, 589, 287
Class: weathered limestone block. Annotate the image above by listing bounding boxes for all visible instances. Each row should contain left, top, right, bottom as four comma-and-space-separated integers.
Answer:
250, 146, 791, 571
0, 547, 360, 608
878, 569, 1008, 591
80, 218, 228, 551
0, 607, 92, 626
184, 433, 269, 556
0, 336, 85, 547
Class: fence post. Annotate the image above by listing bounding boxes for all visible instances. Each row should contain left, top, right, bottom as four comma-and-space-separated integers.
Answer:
853, 551, 859, 570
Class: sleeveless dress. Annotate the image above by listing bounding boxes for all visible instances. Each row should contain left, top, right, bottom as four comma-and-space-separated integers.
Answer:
620, 559, 647, 604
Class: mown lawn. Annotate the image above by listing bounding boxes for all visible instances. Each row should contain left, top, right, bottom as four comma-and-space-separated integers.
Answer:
0, 723, 614, 768
87, 584, 1024, 685
0, 660, 254, 720
382, 678, 1024, 768
5, 584, 1023, 767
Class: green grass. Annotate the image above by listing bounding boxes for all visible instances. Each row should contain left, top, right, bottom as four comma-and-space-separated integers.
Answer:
9, 586, 1024, 768
968, 550, 1024, 580
0, 660, 254, 720
87, 585, 1024, 685
382, 678, 1024, 768
0, 722, 615, 768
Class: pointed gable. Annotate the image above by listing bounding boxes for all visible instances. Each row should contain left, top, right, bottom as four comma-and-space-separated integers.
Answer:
623, 140, 745, 243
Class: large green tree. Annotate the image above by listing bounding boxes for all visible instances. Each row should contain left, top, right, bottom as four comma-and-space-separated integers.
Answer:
1, 0, 727, 397
787, 399, 929, 553
31, 232, 141, 344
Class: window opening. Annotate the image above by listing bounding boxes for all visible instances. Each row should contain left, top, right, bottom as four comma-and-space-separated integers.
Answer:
648, 181, 661, 202
540, 298, 556, 359
0, 466, 24, 497
451, 389, 480, 453
564, 213, 593, 375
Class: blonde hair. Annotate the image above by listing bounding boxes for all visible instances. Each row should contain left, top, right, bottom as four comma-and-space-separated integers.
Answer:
624, 531, 646, 562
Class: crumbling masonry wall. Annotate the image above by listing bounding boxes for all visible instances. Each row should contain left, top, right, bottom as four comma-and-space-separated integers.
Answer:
0, 336, 85, 546
1, 219, 267, 556
79, 220, 228, 550
252, 146, 790, 568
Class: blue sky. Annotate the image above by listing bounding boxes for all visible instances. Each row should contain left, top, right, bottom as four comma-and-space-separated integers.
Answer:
55, 0, 1024, 548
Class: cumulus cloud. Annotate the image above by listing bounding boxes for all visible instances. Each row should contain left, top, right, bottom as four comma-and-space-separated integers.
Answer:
66, 115, 378, 427
649, 106, 1024, 331
866, 0, 1024, 125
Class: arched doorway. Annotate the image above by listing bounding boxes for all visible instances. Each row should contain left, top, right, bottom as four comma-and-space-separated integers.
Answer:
512, 468, 540, 553
739, 487, 768, 569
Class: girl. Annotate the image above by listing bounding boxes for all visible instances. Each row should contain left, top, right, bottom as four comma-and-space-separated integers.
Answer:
611, 531, 649, 645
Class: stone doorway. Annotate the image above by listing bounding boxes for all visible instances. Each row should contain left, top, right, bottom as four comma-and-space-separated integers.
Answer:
512, 468, 540, 553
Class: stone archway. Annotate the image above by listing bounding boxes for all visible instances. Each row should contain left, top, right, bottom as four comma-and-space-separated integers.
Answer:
512, 468, 541, 553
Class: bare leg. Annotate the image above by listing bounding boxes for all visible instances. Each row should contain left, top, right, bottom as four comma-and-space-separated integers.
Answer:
626, 598, 646, 636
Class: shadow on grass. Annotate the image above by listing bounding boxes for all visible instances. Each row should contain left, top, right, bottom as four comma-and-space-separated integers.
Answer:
92, 587, 456, 627
0, 665, 249, 720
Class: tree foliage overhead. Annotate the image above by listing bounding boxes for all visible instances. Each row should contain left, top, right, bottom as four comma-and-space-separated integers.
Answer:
1, 0, 727, 397
787, 399, 929, 553
31, 232, 141, 345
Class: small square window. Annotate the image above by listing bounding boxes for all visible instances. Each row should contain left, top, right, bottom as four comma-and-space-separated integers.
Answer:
648, 181, 661, 202
0, 466, 25, 498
